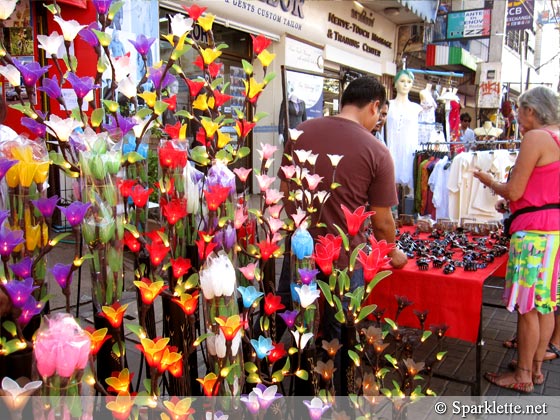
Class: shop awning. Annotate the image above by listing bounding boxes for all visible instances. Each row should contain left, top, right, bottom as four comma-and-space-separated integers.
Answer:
397, 0, 439, 23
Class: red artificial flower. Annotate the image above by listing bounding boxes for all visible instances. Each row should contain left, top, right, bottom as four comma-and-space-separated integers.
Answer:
84, 326, 112, 357
159, 141, 188, 169
357, 247, 392, 282
257, 238, 280, 262
124, 230, 141, 253
215, 315, 243, 341
235, 119, 256, 138
193, 56, 222, 78
136, 337, 169, 368
263, 292, 285, 316
316, 234, 342, 261
100, 302, 129, 329
167, 357, 183, 377
368, 235, 395, 260
163, 122, 183, 139
212, 89, 232, 108
172, 290, 199, 316
145, 228, 165, 244
171, 256, 192, 279
119, 179, 137, 198
341, 205, 375, 236
162, 197, 188, 225
162, 95, 176, 111
145, 241, 170, 266
251, 34, 272, 55
195, 127, 209, 147
195, 231, 218, 261
134, 277, 167, 305
268, 342, 287, 363
182, 4, 207, 20
185, 78, 206, 98
237, 219, 255, 248
130, 185, 153, 207
203, 185, 230, 211
313, 239, 339, 276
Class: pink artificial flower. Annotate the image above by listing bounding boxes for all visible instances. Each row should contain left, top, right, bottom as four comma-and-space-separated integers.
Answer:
234, 207, 248, 229
256, 174, 276, 192
291, 208, 307, 228
267, 204, 283, 219
233, 167, 252, 183
258, 143, 278, 161
265, 189, 283, 205
280, 165, 296, 179
304, 173, 323, 191
239, 262, 258, 281
267, 217, 284, 235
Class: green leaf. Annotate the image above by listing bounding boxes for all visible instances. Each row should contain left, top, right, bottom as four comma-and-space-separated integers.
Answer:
216, 43, 229, 51
171, 44, 192, 60
331, 182, 342, 190
436, 351, 448, 361
143, 379, 152, 395
112, 342, 123, 358
365, 270, 393, 294
246, 373, 260, 383
184, 273, 199, 290
413, 375, 424, 381
108, 0, 125, 19
193, 333, 213, 347
385, 318, 398, 331
271, 370, 284, 383
421, 330, 432, 342
333, 223, 349, 251
190, 146, 211, 166
241, 59, 253, 75
125, 324, 146, 338
50, 232, 72, 245
215, 149, 233, 163
316, 280, 333, 306
126, 152, 146, 164
2, 321, 17, 336
136, 108, 153, 119
8, 103, 35, 117
154, 100, 169, 116
44, 3, 60, 14
377, 367, 390, 378
349, 243, 365, 271
91, 108, 105, 128
103, 100, 119, 112
211, 78, 224, 90
236, 146, 251, 159
70, 107, 82, 122
334, 310, 345, 323
253, 111, 269, 122
348, 349, 360, 367
92, 29, 112, 47
263, 72, 276, 84
384, 354, 398, 368
356, 304, 377, 323
244, 362, 258, 373
295, 369, 308, 380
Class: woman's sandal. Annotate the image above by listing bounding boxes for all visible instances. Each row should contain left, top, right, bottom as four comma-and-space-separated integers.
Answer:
508, 342, 560, 370
484, 372, 534, 394
506, 360, 545, 385
503, 336, 518, 349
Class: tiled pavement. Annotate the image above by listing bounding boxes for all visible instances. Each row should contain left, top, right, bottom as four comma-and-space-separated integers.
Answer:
47, 241, 559, 397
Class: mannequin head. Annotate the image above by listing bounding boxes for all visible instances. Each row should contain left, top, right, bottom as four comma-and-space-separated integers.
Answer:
394, 69, 415, 96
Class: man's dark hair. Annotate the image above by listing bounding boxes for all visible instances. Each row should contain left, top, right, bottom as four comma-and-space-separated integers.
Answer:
460, 112, 471, 122
341, 76, 386, 109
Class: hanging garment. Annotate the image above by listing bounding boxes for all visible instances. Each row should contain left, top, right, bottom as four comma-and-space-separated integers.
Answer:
428, 155, 451, 219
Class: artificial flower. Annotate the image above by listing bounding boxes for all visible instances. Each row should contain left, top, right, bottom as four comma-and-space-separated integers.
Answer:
257, 238, 280, 262
294, 284, 321, 309
172, 291, 199, 316
105, 369, 133, 394
145, 241, 170, 266
237, 286, 264, 309
264, 189, 283, 205
53, 15, 87, 42
314, 360, 336, 381
12, 58, 50, 87
137, 336, 169, 368
341, 204, 375, 236
0, 377, 42, 411
100, 302, 129, 328
291, 224, 314, 260
197, 13, 215, 31
250, 335, 274, 359
161, 197, 188, 225
215, 315, 243, 341
38, 76, 62, 99
238, 262, 258, 281
0, 226, 25, 257
8, 257, 33, 279
199, 250, 236, 299
58, 201, 91, 227
0, 0, 17, 20
84, 326, 111, 357
257, 49, 275, 68
203, 185, 230, 211
163, 396, 196, 420
268, 342, 287, 364
196, 372, 219, 397
322, 338, 342, 358
18, 296, 44, 327
4, 278, 38, 308
251, 34, 272, 55
255, 174, 275, 192
263, 292, 285, 316
50, 263, 73, 289
298, 268, 319, 286
133, 277, 167, 305
67, 72, 99, 99
303, 397, 331, 420
170, 13, 193, 37
31, 195, 58, 219
123, 230, 141, 253
171, 257, 192, 279
105, 392, 135, 420
44, 114, 84, 142
291, 330, 314, 350
357, 247, 390, 283
128, 33, 156, 56
0, 64, 20, 86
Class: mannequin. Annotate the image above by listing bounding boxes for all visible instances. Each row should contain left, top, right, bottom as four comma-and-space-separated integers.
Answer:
278, 90, 307, 142
418, 83, 437, 144
386, 69, 422, 194
474, 121, 503, 140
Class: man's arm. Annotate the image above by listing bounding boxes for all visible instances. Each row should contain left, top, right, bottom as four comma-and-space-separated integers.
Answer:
370, 205, 407, 268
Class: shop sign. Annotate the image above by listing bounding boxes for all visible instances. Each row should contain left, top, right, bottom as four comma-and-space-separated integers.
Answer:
477, 62, 502, 109
506, 0, 534, 30
447, 8, 491, 40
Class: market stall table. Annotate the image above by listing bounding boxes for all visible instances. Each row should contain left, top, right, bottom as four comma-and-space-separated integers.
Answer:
369, 227, 508, 394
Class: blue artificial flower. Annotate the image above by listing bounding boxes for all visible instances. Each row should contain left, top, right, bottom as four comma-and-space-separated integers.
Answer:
250, 335, 274, 359
237, 286, 264, 309
291, 225, 313, 260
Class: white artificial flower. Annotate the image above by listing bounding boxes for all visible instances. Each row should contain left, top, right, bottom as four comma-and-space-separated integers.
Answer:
0, 0, 17, 20
291, 330, 314, 350
206, 411, 229, 420
288, 128, 304, 140
0, 64, 21, 86
170, 14, 194, 37
53, 15, 86, 42
257, 142, 278, 161
315, 190, 328, 204
294, 149, 311, 165
231, 330, 242, 357
118, 75, 137, 99
295, 284, 321, 308
132, 116, 153, 139
307, 153, 318, 166
215, 330, 227, 359
44, 115, 83, 142
264, 157, 274, 170
327, 154, 344, 167
0, 377, 42, 410
206, 333, 217, 356
37, 32, 65, 57
199, 251, 236, 299
111, 53, 132, 83
185, 164, 200, 214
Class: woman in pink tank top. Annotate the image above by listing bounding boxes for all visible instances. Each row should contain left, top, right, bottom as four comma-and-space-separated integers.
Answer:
475, 86, 560, 393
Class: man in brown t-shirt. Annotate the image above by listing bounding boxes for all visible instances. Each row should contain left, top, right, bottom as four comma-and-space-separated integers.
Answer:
279, 77, 407, 269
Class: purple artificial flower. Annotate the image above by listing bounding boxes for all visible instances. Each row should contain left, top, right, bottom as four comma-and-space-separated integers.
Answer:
0, 226, 25, 257
37, 75, 62, 99
67, 73, 100, 100
92, 0, 113, 14
12, 58, 50, 88
303, 398, 331, 420
0, 209, 9, 227
58, 202, 91, 227
9, 257, 34, 279
279, 310, 299, 328
129, 34, 156, 56
21, 117, 47, 138
252, 383, 282, 410
50, 263, 73, 289
79, 22, 100, 47
147, 66, 176, 91
31, 195, 59, 218
206, 162, 236, 194
103, 113, 136, 137
213, 224, 237, 251
18, 295, 44, 327
0, 158, 17, 182
298, 268, 319, 286
4, 278, 38, 309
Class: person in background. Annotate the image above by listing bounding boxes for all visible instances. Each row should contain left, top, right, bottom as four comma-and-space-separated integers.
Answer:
474, 86, 560, 393
372, 100, 389, 143
459, 112, 476, 151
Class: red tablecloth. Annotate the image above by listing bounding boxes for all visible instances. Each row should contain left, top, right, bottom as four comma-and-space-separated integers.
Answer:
369, 229, 508, 343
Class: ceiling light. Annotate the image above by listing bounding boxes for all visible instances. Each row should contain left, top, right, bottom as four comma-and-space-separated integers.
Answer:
353, 1, 364, 11
384, 7, 401, 16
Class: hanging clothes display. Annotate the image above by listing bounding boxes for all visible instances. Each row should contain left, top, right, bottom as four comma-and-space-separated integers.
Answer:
428, 155, 451, 219
418, 84, 437, 145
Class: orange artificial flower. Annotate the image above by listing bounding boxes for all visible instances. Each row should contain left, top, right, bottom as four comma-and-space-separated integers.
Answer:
138, 337, 169, 368
100, 302, 129, 328
105, 392, 135, 420
163, 396, 195, 420
215, 315, 243, 341
105, 369, 133, 394
133, 277, 167, 305
84, 326, 111, 356
172, 291, 199, 316
196, 372, 219, 397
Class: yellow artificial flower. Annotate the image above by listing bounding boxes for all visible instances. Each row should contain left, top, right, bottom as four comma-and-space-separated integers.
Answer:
200, 48, 222, 65
162, 33, 175, 47
26, 223, 41, 252
105, 369, 132, 394
192, 93, 209, 111
163, 397, 194, 419
243, 78, 265, 100
198, 14, 215, 31
33, 161, 50, 185
5, 165, 19, 188
257, 49, 275, 68
200, 118, 219, 138
17, 162, 38, 188
217, 129, 231, 148
42, 222, 49, 246
138, 91, 157, 108
105, 392, 135, 420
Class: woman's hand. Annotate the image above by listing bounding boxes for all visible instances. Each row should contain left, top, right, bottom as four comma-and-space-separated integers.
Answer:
473, 170, 494, 187
495, 198, 509, 213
